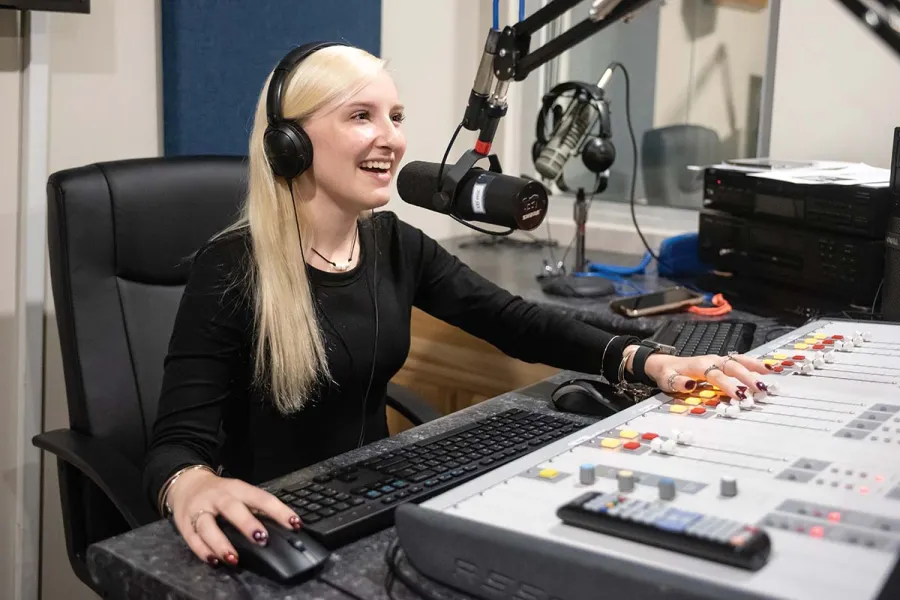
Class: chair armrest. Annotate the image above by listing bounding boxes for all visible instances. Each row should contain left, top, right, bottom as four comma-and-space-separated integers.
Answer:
385, 382, 442, 425
33, 429, 158, 528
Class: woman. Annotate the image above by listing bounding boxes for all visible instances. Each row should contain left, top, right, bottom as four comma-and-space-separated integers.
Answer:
144, 42, 770, 568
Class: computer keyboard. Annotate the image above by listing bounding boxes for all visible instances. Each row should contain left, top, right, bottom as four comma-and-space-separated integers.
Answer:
651, 320, 756, 357
273, 408, 583, 549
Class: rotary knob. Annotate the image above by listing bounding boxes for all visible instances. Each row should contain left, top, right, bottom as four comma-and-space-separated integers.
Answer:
720, 476, 738, 497
658, 477, 676, 501
617, 469, 635, 493
579, 464, 596, 485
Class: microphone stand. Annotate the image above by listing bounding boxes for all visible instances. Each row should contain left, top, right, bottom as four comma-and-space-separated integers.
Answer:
573, 187, 588, 274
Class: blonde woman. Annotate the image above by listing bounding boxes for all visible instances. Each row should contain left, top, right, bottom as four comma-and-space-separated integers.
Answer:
145, 42, 770, 567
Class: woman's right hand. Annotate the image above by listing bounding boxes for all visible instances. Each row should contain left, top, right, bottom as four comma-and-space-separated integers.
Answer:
165, 468, 302, 566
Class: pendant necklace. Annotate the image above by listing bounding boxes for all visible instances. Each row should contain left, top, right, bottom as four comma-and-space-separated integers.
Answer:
311, 225, 358, 272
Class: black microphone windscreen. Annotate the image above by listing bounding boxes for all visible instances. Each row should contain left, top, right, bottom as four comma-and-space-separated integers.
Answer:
397, 161, 443, 208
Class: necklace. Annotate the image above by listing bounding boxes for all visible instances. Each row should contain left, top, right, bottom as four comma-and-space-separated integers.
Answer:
311, 225, 358, 272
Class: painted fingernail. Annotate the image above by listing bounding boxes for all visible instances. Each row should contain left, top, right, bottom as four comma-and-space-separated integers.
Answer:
289, 516, 301, 529
736, 388, 747, 400
756, 382, 768, 392
207, 555, 219, 566
225, 553, 238, 565
684, 380, 697, 390
765, 363, 775, 370
253, 530, 268, 544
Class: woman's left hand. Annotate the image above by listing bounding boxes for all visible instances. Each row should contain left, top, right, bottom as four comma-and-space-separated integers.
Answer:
629, 347, 772, 401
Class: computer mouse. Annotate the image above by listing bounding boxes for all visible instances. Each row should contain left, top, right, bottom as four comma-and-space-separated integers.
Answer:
550, 378, 634, 418
216, 515, 330, 584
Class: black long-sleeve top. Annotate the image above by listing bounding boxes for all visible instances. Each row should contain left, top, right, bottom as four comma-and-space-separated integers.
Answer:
143, 211, 635, 509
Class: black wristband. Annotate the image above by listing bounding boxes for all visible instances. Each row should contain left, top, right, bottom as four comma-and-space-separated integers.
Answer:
630, 344, 660, 386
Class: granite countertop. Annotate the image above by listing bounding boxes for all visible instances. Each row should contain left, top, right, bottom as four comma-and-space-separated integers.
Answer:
86, 372, 599, 600
85, 235, 793, 599
441, 234, 788, 343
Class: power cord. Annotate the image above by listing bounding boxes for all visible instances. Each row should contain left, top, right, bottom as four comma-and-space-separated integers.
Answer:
317, 575, 369, 600
384, 536, 445, 600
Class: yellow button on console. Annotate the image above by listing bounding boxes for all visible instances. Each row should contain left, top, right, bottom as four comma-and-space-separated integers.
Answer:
814, 333, 826, 339
794, 343, 808, 350
600, 438, 621, 449
539, 468, 558, 479
804, 338, 817, 344
669, 405, 688, 414
763, 358, 777, 366
618, 429, 639, 439
698, 390, 717, 398
684, 397, 702, 406
773, 353, 788, 360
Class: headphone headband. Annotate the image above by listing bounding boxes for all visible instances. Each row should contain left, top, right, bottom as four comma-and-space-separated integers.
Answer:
266, 41, 349, 127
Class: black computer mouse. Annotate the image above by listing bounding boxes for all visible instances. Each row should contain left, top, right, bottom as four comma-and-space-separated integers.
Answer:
216, 515, 330, 584
550, 378, 634, 417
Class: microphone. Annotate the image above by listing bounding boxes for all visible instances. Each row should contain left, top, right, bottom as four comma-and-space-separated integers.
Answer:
397, 161, 549, 231
534, 66, 615, 182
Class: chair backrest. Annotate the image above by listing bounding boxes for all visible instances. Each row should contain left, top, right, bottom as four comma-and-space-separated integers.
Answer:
47, 155, 248, 469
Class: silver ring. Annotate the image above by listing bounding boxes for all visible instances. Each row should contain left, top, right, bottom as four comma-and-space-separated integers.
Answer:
190, 509, 213, 533
703, 364, 721, 378
721, 355, 738, 370
666, 373, 679, 392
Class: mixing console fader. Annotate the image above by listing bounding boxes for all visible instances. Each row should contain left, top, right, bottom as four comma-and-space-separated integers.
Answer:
395, 320, 900, 600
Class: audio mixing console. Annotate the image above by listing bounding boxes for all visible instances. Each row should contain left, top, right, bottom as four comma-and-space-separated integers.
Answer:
395, 319, 900, 600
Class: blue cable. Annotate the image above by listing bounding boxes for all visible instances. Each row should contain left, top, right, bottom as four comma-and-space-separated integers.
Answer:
519, 0, 525, 21
493, 0, 500, 29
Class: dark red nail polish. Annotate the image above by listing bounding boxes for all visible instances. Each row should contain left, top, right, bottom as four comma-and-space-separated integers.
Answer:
289, 516, 301, 529
684, 380, 696, 390
756, 382, 768, 392
225, 553, 238, 565
207, 555, 219, 566
736, 388, 747, 400
765, 363, 775, 370
253, 530, 267, 543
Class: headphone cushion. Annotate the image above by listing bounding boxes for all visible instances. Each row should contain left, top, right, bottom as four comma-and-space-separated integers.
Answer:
581, 137, 616, 174
264, 122, 313, 179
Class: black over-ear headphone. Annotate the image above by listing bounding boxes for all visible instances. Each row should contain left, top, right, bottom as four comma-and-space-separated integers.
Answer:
264, 41, 350, 180
532, 80, 616, 192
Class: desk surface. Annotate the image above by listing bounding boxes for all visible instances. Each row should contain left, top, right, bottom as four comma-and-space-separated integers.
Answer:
85, 236, 789, 599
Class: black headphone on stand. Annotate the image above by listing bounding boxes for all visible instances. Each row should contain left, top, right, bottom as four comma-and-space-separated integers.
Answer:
262, 41, 379, 449
531, 80, 616, 194
263, 41, 350, 179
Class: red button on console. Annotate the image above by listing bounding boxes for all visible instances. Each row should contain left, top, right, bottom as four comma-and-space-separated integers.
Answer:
623, 441, 641, 450
690, 407, 706, 415
641, 432, 658, 440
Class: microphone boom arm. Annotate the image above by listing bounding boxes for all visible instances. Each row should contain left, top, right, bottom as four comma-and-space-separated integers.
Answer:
466, 0, 658, 154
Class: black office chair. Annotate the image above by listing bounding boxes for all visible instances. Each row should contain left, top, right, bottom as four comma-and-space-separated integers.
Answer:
32, 155, 440, 594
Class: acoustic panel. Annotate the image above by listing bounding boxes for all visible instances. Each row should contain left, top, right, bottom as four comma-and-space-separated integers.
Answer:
160, 0, 381, 156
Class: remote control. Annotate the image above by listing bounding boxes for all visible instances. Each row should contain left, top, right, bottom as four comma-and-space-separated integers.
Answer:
556, 491, 771, 571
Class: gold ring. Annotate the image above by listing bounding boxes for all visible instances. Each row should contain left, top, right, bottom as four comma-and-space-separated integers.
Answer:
190, 509, 213, 533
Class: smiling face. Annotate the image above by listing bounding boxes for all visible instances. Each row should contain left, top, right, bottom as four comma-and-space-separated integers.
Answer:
301, 70, 406, 213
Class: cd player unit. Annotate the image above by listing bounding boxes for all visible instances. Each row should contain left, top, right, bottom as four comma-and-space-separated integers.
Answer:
698, 209, 884, 307
703, 167, 892, 239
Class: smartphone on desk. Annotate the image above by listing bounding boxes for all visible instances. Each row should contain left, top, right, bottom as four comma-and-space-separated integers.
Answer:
610, 286, 705, 318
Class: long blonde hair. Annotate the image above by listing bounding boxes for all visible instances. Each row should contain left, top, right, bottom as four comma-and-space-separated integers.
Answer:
219, 45, 385, 414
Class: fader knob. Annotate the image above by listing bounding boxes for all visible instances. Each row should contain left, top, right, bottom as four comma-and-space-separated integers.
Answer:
863, 331, 872, 342
658, 478, 676, 500
579, 464, 596, 485
823, 352, 835, 363
720, 476, 738, 497
617, 470, 635, 492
